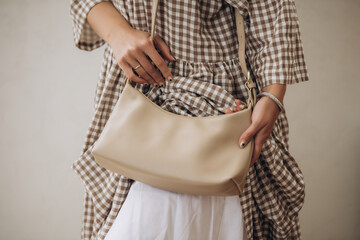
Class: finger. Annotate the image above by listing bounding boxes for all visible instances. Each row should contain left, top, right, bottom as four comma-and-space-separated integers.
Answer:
250, 134, 264, 166
122, 61, 148, 84
235, 99, 246, 111
136, 52, 165, 86
235, 99, 243, 106
134, 67, 156, 86
225, 108, 233, 114
143, 42, 174, 82
153, 35, 176, 62
238, 121, 259, 148
124, 56, 156, 85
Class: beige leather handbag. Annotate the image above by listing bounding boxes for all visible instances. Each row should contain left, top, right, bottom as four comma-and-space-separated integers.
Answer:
91, 0, 257, 196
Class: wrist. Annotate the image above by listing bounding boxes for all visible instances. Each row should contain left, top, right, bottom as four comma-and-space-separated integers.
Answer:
261, 83, 286, 105
107, 24, 134, 47
257, 92, 285, 113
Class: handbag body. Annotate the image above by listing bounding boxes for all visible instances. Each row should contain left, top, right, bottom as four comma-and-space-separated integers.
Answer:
91, 0, 257, 196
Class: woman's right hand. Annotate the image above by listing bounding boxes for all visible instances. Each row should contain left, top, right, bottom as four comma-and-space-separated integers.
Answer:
109, 28, 175, 87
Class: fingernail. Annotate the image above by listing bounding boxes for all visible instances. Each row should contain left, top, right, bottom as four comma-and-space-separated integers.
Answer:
168, 76, 173, 82
239, 140, 246, 149
171, 55, 176, 61
239, 105, 246, 110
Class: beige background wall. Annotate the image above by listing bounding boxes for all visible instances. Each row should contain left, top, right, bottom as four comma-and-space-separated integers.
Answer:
0, 0, 358, 239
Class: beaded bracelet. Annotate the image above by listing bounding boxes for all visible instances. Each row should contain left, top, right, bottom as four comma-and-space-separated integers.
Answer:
257, 92, 285, 113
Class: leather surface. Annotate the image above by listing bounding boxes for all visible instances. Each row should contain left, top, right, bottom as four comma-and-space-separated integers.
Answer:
91, 0, 257, 196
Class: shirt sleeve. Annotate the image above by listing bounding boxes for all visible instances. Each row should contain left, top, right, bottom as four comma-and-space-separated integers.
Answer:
69, 0, 112, 51
225, 0, 309, 89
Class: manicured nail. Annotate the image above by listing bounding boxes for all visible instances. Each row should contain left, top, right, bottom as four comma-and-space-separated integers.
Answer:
171, 55, 176, 61
239, 140, 246, 149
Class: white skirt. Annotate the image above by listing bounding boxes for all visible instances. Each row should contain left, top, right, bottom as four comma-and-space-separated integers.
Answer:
105, 181, 248, 240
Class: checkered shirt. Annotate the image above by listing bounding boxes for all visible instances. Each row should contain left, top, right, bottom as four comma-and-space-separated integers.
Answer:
69, 0, 309, 239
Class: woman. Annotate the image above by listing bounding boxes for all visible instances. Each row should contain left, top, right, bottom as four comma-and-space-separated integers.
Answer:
69, 0, 309, 239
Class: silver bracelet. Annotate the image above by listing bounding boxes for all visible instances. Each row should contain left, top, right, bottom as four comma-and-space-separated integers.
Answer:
257, 92, 285, 112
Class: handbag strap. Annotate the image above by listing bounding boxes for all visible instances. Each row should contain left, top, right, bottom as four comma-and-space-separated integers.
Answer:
148, 0, 257, 109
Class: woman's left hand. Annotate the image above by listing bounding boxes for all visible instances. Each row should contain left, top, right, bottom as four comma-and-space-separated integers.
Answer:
225, 96, 280, 166
239, 96, 280, 165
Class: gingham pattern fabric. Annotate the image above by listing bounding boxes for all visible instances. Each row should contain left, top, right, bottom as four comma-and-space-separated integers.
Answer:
69, 0, 309, 239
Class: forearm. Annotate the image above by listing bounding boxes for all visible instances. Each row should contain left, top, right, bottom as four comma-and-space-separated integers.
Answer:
261, 84, 286, 105
87, 2, 133, 46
